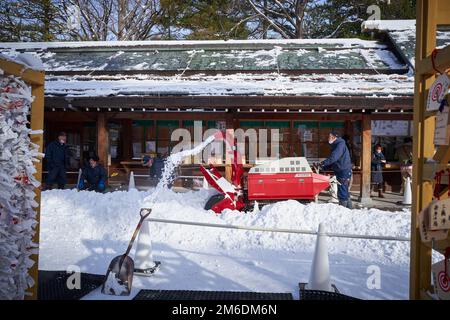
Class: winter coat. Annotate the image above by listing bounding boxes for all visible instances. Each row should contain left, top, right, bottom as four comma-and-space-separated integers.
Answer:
150, 157, 165, 180
81, 164, 107, 186
371, 151, 385, 184
45, 140, 70, 169
320, 137, 352, 176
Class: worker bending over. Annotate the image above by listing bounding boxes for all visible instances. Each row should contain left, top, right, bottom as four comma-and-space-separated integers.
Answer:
78, 155, 107, 192
319, 132, 353, 209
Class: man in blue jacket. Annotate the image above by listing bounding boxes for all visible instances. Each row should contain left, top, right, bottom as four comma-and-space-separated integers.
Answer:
78, 155, 107, 192
45, 132, 70, 189
319, 132, 353, 209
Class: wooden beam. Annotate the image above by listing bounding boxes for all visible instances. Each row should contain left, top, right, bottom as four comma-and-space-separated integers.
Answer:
45, 95, 414, 110
0, 58, 45, 86
359, 114, 372, 204
97, 113, 109, 168
436, 0, 450, 25
416, 44, 450, 76
410, 0, 442, 300
24, 84, 45, 300
224, 113, 236, 182
121, 119, 132, 160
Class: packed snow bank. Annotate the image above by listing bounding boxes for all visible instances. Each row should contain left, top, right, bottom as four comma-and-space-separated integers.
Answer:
40, 188, 412, 299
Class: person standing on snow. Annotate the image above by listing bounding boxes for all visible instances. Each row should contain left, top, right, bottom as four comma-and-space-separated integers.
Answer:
44, 131, 70, 190
318, 132, 353, 209
77, 155, 107, 192
371, 144, 386, 198
143, 154, 165, 186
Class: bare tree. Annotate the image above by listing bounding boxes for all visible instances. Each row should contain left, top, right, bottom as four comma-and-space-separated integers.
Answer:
55, 0, 165, 41
245, 0, 310, 39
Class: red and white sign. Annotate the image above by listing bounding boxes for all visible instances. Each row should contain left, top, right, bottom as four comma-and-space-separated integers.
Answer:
427, 74, 450, 111
432, 252, 450, 300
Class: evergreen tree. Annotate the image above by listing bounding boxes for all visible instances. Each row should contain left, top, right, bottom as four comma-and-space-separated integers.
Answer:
0, 0, 59, 41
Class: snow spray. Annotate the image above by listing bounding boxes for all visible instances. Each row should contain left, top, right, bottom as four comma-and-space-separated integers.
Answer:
142, 135, 216, 206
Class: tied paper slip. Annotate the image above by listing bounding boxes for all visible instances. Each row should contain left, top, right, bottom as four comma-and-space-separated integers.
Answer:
434, 106, 450, 146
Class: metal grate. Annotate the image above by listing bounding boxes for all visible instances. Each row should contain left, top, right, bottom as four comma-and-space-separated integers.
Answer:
134, 290, 293, 300
38, 270, 105, 300
298, 283, 359, 301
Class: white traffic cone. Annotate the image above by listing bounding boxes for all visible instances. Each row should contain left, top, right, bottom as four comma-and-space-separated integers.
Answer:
128, 171, 136, 191
253, 201, 260, 213
402, 176, 412, 205
134, 220, 160, 276
308, 223, 332, 292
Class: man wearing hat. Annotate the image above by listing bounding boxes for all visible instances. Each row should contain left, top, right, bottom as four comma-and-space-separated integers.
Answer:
78, 155, 107, 192
45, 131, 70, 189
318, 132, 353, 209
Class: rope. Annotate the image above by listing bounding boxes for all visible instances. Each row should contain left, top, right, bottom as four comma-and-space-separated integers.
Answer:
147, 218, 410, 242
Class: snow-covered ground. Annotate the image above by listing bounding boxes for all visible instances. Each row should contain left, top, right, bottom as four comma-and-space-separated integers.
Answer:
39, 188, 413, 300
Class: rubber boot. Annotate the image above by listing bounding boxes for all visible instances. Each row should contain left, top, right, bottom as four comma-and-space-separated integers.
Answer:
338, 200, 348, 208
346, 198, 353, 209
378, 188, 385, 199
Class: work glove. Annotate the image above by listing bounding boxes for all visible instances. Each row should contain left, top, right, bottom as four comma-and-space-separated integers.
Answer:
98, 181, 105, 192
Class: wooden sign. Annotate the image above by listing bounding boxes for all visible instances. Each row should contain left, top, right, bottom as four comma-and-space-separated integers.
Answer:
432, 259, 450, 300
419, 205, 448, 242
429, 198, 450, 231
434, 105, 450, 146
427, 74, 449, 111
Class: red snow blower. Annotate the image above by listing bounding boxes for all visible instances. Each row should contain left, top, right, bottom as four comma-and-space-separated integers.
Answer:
201, 133, 330, 214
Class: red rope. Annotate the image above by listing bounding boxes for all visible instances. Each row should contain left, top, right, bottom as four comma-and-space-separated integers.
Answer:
448, 169, 450, 197
431, 48, 442, 74
434, 170, 444, 199
445, 247, 450, 281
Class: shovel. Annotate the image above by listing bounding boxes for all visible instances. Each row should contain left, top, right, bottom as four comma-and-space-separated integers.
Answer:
101, 208, 152, 296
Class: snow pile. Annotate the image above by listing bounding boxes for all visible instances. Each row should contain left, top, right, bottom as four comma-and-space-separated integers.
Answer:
40, 188, 412, 299
0, 72, 42, 299
142, 134, 215, 205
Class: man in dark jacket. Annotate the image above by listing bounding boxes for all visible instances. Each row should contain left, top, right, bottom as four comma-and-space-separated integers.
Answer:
77, 155, 107, 192
45, 132, 70, 189
319, 132, 353, 209
143, 154, 166, 186
371, 144, 386, 198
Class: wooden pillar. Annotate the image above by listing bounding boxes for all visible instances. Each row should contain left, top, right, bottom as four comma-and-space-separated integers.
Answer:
26, 84, 45, 300
224, 113, 237, 182
97, 113, 109, 167
359, 114, 372, 204
122, 119, 132, 160
410, 0, 437, 300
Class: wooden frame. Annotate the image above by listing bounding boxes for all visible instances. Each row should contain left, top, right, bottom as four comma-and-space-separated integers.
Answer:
0, 58, 45, 300
410, 0, 450, 300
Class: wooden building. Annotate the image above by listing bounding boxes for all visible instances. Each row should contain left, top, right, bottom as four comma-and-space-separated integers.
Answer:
3, 20, 446, 201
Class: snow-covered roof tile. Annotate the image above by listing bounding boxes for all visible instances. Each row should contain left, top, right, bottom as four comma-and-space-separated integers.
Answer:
0, 39, 407, 73
362, 19, 450, 68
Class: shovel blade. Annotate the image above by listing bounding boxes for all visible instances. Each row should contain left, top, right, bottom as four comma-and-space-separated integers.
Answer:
101, 255, 134, 296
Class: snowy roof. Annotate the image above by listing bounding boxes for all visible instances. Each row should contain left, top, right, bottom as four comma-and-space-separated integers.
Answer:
0, 39, 413, 100
0, 39, 405, 73
45, 73, 413, 98
362, 19, 450, 67
361, 20, 416, 32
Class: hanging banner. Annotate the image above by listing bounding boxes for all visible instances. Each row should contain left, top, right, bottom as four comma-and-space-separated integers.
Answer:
427, 74, 450, 111
434, 105, 450, 145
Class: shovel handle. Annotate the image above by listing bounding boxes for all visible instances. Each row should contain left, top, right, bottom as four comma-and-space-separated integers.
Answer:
123, 208, 152, 257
